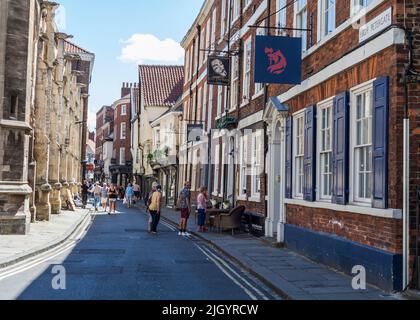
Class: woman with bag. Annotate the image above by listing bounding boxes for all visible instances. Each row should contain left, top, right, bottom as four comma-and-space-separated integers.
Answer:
108, 184, 118, 215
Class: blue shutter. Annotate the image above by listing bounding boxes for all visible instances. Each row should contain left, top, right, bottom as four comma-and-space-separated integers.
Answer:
332, 92, 350, 205
285, 116, 293, 199
372, 77, 389, 209
303, 105, 317, 201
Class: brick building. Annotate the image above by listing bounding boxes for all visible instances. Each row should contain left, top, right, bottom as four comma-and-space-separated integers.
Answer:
95, 105, 114, 162
181, 0, 420, 292
109, 83, 136, 186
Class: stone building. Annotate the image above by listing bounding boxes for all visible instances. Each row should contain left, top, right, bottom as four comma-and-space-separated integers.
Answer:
0, 0, 94, 234
0, 0, 41, 234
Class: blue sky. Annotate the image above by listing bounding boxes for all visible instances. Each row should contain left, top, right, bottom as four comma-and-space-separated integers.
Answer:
58, 0, 203, 130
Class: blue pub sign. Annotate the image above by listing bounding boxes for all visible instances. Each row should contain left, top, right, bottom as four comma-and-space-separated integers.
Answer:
254, 36, 302, 85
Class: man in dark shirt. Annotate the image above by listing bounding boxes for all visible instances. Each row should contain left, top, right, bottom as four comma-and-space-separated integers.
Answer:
81, 180, 89, 209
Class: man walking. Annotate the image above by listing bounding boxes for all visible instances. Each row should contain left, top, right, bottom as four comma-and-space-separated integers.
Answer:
91, 182, 102, 212
81, 180, 89, 209
177, 181, 191, 236
148, 182, 162, 235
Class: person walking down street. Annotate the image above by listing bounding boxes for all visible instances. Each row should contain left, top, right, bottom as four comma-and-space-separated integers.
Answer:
101, 183, 109, 212
90, 182, 102, 212
81, 180, 89, 209
148, 182, 162, 235
133, 183, 140, 202
118, 185, 125, 200
108, 184, 118, 215
125, 183, 134, 208
197, 186, 209, 232
177, 181, 191, 236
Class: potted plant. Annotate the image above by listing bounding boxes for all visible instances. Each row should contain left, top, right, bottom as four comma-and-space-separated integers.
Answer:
222, 200, 231, 210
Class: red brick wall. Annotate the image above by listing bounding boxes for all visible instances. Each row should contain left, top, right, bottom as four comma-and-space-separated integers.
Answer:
286, 204, 403, 254
113, 101, 132, 165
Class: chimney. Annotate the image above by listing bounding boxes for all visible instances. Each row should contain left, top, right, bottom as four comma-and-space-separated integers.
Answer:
121, 82, 131, 98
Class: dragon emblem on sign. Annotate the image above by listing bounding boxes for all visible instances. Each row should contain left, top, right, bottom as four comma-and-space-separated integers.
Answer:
264, 47, 288, 75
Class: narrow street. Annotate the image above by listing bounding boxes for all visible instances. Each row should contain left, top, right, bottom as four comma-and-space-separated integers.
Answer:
0, 203, 280, 300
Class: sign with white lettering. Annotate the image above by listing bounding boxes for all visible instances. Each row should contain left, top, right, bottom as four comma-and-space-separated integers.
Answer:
359, 7, 392, 43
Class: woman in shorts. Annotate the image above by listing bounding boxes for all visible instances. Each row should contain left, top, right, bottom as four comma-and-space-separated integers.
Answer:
108, 184, 118, 215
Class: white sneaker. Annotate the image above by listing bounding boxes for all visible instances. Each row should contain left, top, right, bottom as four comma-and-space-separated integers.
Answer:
178, 232, 182, 236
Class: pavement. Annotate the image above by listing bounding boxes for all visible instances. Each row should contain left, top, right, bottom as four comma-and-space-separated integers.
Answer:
156, 205, 400, 300
0, 207, 91, 269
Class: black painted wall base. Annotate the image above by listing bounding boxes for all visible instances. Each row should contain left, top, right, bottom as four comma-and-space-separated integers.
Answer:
284, 224, 402, 292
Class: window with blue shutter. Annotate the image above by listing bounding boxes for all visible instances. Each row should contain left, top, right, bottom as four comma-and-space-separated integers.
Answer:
285, 116, 293, 199
303, 105, 317, 201
372, 77, 389, 209
332, 92, 350, 205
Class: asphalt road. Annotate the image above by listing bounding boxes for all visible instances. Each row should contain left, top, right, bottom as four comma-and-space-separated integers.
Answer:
0, 203, 281, 300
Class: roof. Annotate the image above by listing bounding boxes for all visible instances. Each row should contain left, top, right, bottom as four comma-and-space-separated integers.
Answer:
64, 40, 93, 55
139, 65, 184, 107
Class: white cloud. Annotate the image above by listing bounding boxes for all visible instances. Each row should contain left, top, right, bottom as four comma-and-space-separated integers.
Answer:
118, 34, 184, 65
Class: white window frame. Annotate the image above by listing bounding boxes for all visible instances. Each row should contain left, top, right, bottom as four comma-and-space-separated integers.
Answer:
221, 0, 226, 38
185, 49, 190, 83
202, 83, 207, 124
242, 37, 252, 104
217, 86, 223, 117
238, 134, 248, 200
351, 0, 374, 16
251, 130, 262, 200
276, 0, 287, 36
294, 0, 308, 53
350, 80, 375, 206
317, 97, 334, 202
244, 0, 252, 12
213, 143, 220, 196
121, 104, 127, 116
205, 18, 211, 60
293, 111, 305, 199
199, 28, 205, 66
207, 86, 213, 132
233, 0, 241, 23
318, 0, 336, 42
120, 147, 125, 165
120, 122, 126, 140
220, 142, 226, 197
254, 22, 266, 96
211, 9, 217, 50
231, 55, 239, 110
197, 87, 202, 123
